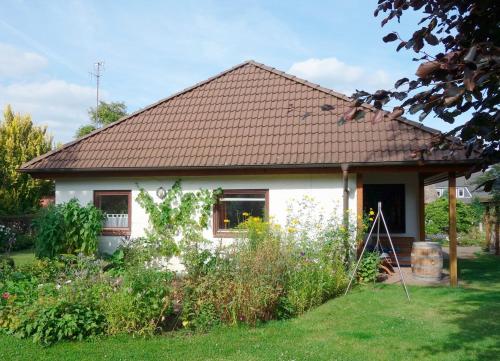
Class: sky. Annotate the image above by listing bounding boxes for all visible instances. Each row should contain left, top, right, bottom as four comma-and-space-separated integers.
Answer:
0, 0, 460, 143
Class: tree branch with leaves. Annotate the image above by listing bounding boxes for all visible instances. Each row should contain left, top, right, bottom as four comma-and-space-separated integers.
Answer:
334, 0, 499, 171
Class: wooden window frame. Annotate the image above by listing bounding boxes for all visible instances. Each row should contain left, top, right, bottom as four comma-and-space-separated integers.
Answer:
93, 190, 132, 236
213, 189, 269, 238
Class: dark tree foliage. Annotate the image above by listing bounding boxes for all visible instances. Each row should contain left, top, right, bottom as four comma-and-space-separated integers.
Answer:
337, 1, 499, 170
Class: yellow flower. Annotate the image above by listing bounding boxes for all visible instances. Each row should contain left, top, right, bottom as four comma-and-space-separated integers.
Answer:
288, 227, 297, 233
369, 217, 374, 222
369, 209, 375, 216
182, 320, 189, 327
242, 212, 250, 217
223, 219, 230, 224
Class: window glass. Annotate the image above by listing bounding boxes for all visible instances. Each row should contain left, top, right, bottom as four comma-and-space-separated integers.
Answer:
94, 192, 130, 230
457, 188, 465, 198
215, 191, 267, 233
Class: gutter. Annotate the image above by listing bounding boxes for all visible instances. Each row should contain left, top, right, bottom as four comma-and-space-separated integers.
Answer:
18, 159, 480, 174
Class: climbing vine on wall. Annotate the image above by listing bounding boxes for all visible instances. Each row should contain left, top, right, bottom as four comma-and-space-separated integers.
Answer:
135, 180, 221, 258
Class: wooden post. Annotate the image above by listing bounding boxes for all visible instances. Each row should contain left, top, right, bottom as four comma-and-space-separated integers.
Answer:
448, 172, 458, 287
495, 205, 499, 256
341, 164, 350, 263
484, 205, 491, 251
356, 174, 363, 231
341, 164, 349, 230
418, 173, 425, 242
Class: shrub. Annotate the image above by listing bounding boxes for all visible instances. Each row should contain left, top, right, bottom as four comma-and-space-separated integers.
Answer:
0, 255, 14, 275
0, 224, 16, 253
33, 199, 104, 258
100, 265, 174, 335
14, 283, 106, 345
357, 252, 380, 283
425, 197, 483, 235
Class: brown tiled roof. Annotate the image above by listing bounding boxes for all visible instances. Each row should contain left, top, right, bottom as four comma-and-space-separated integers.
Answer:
20, 60, 472, 173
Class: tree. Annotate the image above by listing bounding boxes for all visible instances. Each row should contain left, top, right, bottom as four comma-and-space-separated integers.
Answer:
75, 101, 127, 138
0, 105, 54, 214
475, 164, 500, 204
331, 1, 498, 171
425, 196, 481, 235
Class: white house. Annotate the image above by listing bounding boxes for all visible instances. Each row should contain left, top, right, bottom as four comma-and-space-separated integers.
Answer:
20, 60, 476, 269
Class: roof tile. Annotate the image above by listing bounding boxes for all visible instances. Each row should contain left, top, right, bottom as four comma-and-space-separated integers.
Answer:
21, 61, 470, 172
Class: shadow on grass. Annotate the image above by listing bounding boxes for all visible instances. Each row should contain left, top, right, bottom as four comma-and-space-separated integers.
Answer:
419, 254, 500, 360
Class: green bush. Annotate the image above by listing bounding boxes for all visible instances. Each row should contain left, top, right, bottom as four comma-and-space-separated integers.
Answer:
33, 199, 104, 258
356, 252, 380, 283
100, 265, 174, 335
0, 224, 16, 253
14, 284, 107, 345
425, 197, 483, 235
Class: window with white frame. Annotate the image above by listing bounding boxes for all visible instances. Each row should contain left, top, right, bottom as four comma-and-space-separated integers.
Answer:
436, 188, 444, 197
213, 189, 268, 236
457, 187, 465, 198
94, 190, 131, 235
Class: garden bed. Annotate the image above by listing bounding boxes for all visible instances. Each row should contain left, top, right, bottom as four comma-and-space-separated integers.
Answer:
1, 252, 498, 361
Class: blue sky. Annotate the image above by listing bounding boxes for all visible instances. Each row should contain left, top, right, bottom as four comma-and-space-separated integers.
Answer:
0, 0, 456, 142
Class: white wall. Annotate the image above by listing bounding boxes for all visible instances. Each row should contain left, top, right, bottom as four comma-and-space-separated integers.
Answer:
363, 172, 419, 238
55, 173, 357, 254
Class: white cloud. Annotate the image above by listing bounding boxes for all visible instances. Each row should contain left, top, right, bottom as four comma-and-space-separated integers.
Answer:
288, 57, 396, 96
0, 80, 97, 141
0, 42, 48, 77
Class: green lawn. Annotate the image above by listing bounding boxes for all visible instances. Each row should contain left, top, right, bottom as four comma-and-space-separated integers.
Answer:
1, 253, 499, 361
7, 249, 36, 267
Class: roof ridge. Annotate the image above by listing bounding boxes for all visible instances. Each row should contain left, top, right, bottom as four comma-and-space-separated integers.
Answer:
20, 60, 256, 170
248, 60, 440, 136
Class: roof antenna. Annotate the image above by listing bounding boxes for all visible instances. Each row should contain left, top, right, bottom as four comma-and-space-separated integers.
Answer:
90, 61, 105, 124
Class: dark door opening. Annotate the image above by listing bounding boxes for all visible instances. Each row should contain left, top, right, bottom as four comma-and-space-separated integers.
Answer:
363, 184, 406, 233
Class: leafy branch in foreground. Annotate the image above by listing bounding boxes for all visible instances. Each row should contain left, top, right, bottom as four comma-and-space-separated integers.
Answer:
327, 1, 499, 171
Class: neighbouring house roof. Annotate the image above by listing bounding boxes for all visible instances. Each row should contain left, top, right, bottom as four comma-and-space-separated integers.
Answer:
428, 172, 492, 203
20, 60, 476, 175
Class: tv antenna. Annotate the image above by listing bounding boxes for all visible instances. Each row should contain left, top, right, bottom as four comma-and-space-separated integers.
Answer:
345, 202, 410, 301
90, 61, 104, 123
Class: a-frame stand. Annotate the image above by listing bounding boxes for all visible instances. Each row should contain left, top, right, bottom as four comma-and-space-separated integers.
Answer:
345, 202, 410, 301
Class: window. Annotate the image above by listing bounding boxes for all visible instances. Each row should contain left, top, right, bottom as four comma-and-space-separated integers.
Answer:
213, 189, 268, 237
457, 187, 465, 198
363, 184, 405, 233
94, 190, 131, 235
436, 188, 444, 197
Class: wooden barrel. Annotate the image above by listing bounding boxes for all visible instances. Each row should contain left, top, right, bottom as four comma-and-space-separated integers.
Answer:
411, 242, 443, 280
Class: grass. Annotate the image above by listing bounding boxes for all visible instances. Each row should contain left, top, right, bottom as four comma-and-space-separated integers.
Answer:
6, 249, 36, 267
1, 253, 499, 361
